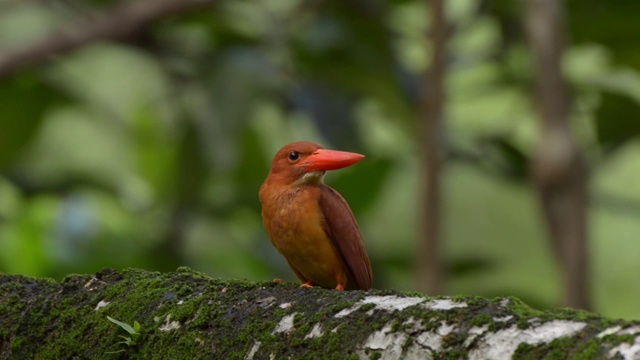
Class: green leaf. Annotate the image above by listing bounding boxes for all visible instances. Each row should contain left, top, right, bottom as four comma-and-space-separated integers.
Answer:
0, 73, 64, 170
595, 91, 640, 154
118, 336, 133, 344
107, 316, 137, 335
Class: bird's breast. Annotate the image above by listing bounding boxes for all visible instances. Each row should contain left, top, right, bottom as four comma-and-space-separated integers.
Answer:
260, 185, 346, 287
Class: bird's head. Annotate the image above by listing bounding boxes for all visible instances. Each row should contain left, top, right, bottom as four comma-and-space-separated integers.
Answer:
265, 141, 365, 186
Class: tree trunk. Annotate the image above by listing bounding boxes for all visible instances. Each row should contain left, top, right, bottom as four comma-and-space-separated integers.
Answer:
416, 0, 446, 296
524, 0, 590, 310
1, 268, 637, 359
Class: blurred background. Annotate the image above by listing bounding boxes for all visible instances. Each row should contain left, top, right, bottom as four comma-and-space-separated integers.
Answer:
1, 0, 640, 320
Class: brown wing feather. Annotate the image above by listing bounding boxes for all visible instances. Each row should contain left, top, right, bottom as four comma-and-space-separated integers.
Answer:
319, 185, 372, 290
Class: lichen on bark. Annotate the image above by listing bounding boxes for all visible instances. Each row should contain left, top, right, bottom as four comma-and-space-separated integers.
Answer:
1, 268, 639, 359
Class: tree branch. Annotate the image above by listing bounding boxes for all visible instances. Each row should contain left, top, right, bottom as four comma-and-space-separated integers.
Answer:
2, 268, 638, 358
0, 0, 216, 79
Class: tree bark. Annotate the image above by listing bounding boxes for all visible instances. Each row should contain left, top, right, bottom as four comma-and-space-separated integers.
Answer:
524, 0, 590, 310
1, 268, 637, 359
416, 0, 446, 296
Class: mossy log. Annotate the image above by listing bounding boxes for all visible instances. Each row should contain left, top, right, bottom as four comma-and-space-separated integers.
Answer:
1, 268, 639, 359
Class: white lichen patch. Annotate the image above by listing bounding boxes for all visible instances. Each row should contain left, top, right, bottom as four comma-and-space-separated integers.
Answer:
334, 303, 360, 317
424, 299, 467, 310
493, 315, 513, 323
468, 320, 586, 360
415, 321, 456, 352
527, 317, 541, 326
244, 340, 261, 360
304, 323, 324, 339
403, 317, 423, 333
402, 343, 434, 360
335, 296, 425, 318
272, 313, 297, 334
83, 277, 104, 291
598, 326, 623, 338
414, 329, 442, 352
159, 314, 181, 332
618, 326, 640, 336
463, 325, 489, 347
94, 300, 110, 310
608, 335, 640, 359
365, 296, 426, 311
358, 319, 459, 360
256, 296, 275, 308
359, 321, 407, 360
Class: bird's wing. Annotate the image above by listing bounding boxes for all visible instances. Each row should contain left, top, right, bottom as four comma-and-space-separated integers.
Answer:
319, 185, 372, 290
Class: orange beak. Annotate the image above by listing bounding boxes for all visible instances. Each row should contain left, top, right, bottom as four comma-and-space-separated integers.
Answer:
295, 149, 365, 172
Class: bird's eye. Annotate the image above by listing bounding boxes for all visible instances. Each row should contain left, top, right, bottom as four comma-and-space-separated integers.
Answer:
288, 151, 300, 161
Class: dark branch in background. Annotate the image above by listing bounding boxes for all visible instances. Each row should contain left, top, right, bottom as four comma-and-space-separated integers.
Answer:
0, 0, 217, 79
416, 0, 447, 295
525, 0, 590, 309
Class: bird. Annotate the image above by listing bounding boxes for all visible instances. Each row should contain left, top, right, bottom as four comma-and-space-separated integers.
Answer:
259, 141, 372, 291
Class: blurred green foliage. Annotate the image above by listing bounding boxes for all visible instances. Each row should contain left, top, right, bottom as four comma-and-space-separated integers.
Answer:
1, 0, 640, 320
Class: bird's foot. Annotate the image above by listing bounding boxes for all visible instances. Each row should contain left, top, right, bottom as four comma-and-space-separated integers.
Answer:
335, 284, 346, 291
300, 281, 315, 288
273, 278, 283, 283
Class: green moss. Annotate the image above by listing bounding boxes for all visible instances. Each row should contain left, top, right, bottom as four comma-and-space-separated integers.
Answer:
359, 303, 376, 312
370, 288, 404, 296
573, 340, 606, 360
544, 307, 602, 323
467, 313, 493, 327
514, 339, 569, 360
440, 349, 470, 359
3, 269, 640, 359
401, 290, 430, 298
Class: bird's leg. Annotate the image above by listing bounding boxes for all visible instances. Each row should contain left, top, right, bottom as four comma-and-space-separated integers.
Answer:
300, 281, 314, 288
335, 283, 346, 291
